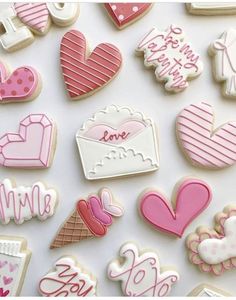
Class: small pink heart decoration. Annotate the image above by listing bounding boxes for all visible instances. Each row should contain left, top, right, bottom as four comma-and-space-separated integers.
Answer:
0, 288, 9, 297
0, 261, 7, 269
3, 276, 13, 286
9, 263, 18, 273
139, 179, 212, 237
0, 114, 56, 169
101, 188, 124, 217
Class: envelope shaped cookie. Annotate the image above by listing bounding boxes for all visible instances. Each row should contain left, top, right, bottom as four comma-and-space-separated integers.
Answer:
76, 105, 159, 180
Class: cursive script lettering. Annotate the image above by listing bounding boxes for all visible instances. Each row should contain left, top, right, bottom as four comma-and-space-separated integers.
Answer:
99, 130, 130, 143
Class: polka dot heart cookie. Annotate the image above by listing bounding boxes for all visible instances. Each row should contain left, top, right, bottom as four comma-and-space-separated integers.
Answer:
187, 205, 236, 275
0, 60, 41, 103
104, 3, 153, 29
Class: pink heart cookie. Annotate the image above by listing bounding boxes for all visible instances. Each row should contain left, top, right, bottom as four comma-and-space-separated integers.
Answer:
139, 179, 212, 237
0, 61, 40, 103
13, 3, 50, 35
104, 3, 152, 29
176, 102, 236, 169
60, 30, 122, 100
0, 114, 57, 169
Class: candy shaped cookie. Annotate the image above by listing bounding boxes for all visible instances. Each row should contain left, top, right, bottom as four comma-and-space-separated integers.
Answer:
176, 102, 236, 169
76, 104, 159, 180
104, 3, 153, 29
0, 60, 41, 103
0, 3, 79, 52
139, 178, 212, 237
108, 242, 179, 296
50, 188, 123, 249
209, 28, 236, 98
187, 205, 236, 275
60, 30, 122, 100
38, 256, 97, 297
136, 24, 203, 93
188, 283, 231, 297
0, 114, 57, 169
0, 179, 58, 224
0, 236, 31, 296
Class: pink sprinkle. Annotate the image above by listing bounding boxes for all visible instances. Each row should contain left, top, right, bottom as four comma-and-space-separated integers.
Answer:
17, 79, 23, 84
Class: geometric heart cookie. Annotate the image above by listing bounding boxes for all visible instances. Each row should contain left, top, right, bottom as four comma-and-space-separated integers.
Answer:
176, 102, 236, 169
38, 256, 97, 296
0, 114, 57, 169
0, 236, 31, 296
186, 205, 236, 275
76, 104, 159, 180
50, 188, 123, 249
108, 242, 179, 296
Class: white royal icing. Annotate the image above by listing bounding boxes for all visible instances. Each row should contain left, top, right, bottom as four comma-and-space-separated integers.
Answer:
198, 216, 236, 264
39, 257, 97, 297
136, 24, 203, 93
210, 28, 236, 98
76, 105, 159, 180
47, 3, 79, 25
197, 288, 224, 297
187, 3, 236, 15
108, 243, 179, 297
0, 179, 57, 225
0, 6, 33, 51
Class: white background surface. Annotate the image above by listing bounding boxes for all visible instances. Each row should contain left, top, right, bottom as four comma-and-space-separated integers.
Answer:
1, 2, 236, 297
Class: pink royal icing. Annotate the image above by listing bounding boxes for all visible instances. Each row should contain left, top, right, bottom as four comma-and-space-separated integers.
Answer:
0, 114, 56, 169
89, 196, 112, 226
176, 102, 236, 169
0, 61, 39, 102
140, 179, 212, 237
13, 3, 49, 34
60, 30, 122, 99
104, 3, 152, 28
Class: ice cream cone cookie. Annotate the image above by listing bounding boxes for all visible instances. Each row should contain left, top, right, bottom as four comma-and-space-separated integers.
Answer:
103, 3, 153, 29
139, 178, 212, 237
50, 188, 123, 249
186, 205, 236, 275
108, 242, 179, 296
0, 114, 57, 169
60, 30, 122, 100
0, 60, 41, 103
136, 24, 203, 93
0, 236, 31, 296
188, 283, 232, 297
176, 102, 236, 169
0, 178, 58, 224
38, 256, 97, 297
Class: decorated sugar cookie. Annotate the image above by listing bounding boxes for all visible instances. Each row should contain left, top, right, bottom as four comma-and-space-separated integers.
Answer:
186, 3, 236, 15
209, 28, 236, 98
50, 188, 123, 249
0, 236, 31, 296
60, 30, 122, 100
104, 3, 153, 29
108, 242, 179, 296
0, 114, 57, 169
0, 3, 79, 52
188, 283, 231, 297
38, 256, 97, 297
0, 60, 41, 103
136, 24, 203, 93
76, 104, 159, 180
139, 178, 212, 237
187, 205, 236, 275
0, 179, 58, 224
176, 102, 236, 169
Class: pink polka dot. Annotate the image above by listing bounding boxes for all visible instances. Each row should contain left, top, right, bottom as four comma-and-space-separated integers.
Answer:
28, 76, 34, 82
13, 71, 18, 76
24, 87, 29, 93
11, 90, 17, 96
0, 89, 5, 95
17, 79, 23, 84
7, 79, 12, 84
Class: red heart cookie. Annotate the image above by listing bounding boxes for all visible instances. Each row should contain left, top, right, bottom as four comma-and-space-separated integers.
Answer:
60, 30, 122, 100
104, 3, 152, 29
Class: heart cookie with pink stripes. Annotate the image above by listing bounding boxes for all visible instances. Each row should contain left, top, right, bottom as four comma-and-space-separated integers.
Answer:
60, 30, 122, 100
0, 61, 41, 103
176, 102, 236, 169
104, 3, 153, 29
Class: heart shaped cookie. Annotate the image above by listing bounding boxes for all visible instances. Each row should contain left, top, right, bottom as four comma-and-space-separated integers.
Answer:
139, 178, 212, 237
104, 3, 152, 29
0, 114, 57, 169
60, 30, 122, 100
0, 61, 41, 103
176, 102, 236, 169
